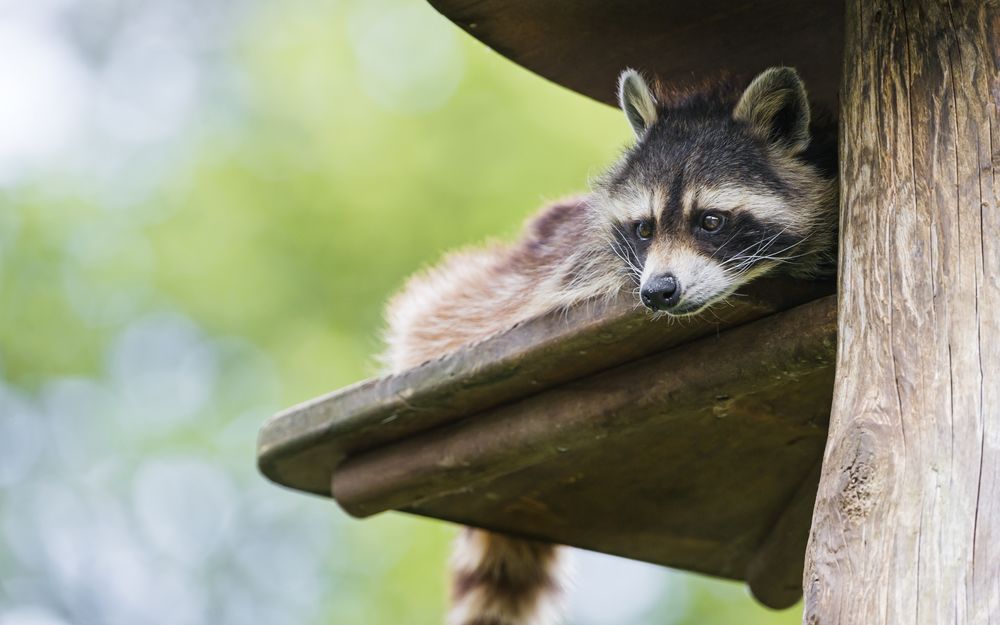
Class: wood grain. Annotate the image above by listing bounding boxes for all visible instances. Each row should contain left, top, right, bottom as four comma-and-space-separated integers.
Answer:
803, 1, 1000, 622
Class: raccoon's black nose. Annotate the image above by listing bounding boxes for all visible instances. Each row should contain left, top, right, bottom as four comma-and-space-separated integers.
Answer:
641, 274, 681, 311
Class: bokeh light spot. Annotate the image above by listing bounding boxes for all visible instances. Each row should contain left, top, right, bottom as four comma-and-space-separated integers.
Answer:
133, 457, 236, 565
348, 3, 465, 113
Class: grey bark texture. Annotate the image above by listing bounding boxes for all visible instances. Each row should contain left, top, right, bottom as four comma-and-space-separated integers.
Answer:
803, 1, 1000, 623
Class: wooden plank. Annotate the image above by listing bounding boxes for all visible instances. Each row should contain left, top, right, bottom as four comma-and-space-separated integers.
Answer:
258, 278, 833, 496
427, 0, 844, 110
329, 296, 835, 606
746, 459, 822, 609
333, 296, 836, 516
804, 1, 1000, 622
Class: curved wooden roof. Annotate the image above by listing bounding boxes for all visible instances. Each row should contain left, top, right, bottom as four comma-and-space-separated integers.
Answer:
428, 0, 844, 109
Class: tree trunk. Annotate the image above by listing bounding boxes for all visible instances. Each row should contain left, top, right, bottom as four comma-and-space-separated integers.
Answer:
803, 1, 1000, 624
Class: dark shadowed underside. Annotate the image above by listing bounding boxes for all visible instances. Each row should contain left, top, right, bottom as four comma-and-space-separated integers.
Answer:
426, 0, 844, 111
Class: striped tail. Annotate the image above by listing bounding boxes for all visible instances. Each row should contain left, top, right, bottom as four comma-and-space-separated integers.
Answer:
447, 528, 566, 625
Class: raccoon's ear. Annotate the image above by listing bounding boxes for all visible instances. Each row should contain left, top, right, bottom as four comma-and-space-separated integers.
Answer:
734, 67, 810, 153
618, 69, 658, 138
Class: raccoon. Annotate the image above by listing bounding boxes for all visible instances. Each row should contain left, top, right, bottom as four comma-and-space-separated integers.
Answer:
382, 67, 838, 625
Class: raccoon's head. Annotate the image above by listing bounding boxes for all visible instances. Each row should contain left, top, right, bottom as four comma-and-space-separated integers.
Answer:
594, 67, 837, 316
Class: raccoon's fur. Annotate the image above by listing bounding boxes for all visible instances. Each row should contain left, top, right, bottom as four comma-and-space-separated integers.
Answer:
382, 67, 838, 625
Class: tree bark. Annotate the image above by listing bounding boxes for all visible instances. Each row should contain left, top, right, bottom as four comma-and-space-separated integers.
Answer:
803, 1, 1000, 624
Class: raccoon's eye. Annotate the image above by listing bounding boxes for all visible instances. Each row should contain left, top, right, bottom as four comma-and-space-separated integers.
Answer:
635, 220, 654, 240
700, 213, 725, 233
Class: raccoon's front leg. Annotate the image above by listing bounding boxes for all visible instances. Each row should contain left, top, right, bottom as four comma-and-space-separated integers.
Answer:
448, 528, 566, 625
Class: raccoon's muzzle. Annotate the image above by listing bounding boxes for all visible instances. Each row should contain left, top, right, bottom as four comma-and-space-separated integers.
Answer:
640, 273, 680, 311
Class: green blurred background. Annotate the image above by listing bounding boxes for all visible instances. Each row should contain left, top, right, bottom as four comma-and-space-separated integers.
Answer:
0, 0, 802, 623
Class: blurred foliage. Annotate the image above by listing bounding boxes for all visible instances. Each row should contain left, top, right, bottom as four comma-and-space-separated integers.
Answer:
0, 0, 803, 624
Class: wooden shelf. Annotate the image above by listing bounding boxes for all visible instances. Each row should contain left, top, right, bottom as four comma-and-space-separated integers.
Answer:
258, 278, 836, 608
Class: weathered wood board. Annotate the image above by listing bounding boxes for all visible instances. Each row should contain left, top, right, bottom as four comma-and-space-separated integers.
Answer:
258, 278, 832, 496
258, 279, 836, 608
804, 1, 1000, 623
427, 0, 844, 110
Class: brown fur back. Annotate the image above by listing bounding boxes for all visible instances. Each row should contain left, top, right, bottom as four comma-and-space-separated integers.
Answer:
382, 195, 625, 372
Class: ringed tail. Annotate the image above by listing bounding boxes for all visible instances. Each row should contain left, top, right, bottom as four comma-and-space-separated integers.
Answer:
447, 528, 566, 625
